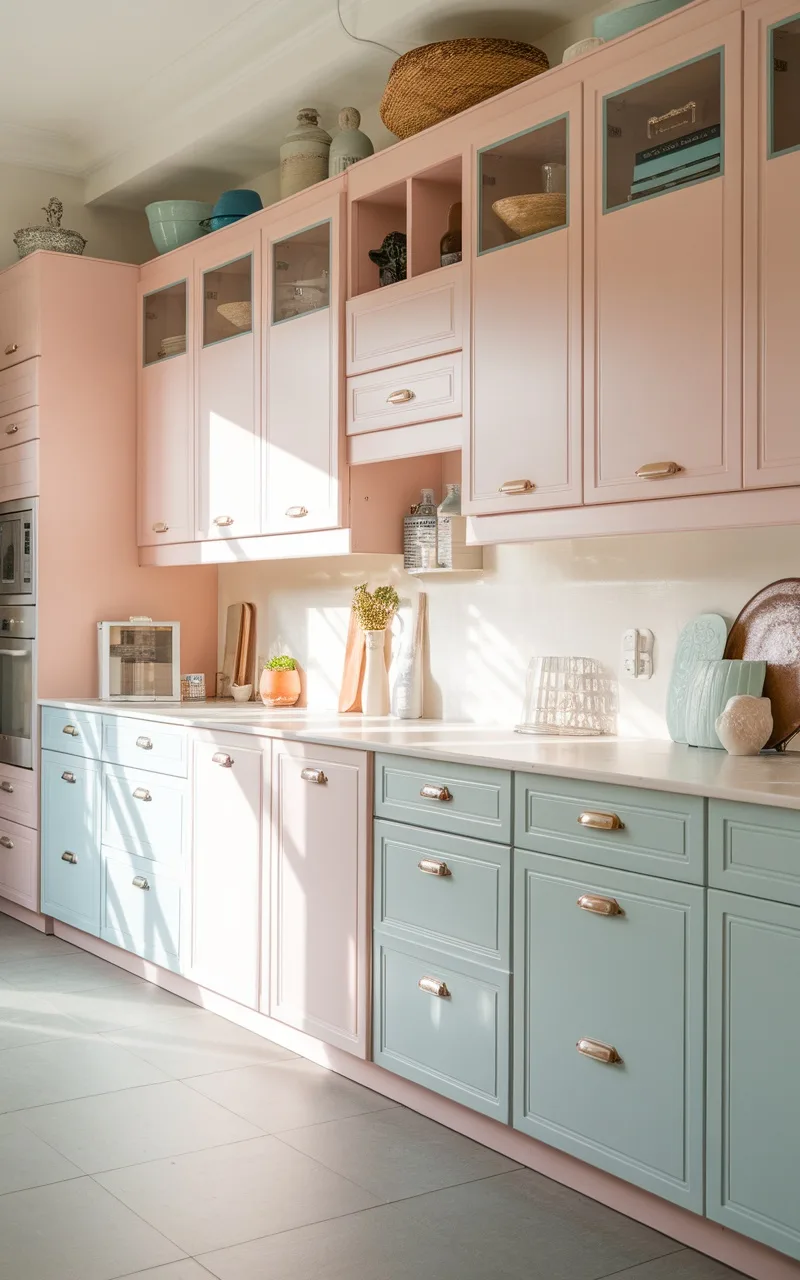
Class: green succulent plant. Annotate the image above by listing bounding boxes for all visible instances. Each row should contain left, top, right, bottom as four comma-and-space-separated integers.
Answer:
352, 583, 399, 632
265, 655, 297, 671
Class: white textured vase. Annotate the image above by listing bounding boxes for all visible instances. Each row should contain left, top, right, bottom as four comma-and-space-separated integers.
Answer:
362, 629, 389, 716
329, 107, 374, 176
280, 108, 331, 199
715, 695, 773, 756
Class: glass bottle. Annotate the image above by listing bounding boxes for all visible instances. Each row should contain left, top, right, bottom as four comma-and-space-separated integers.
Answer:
440, 202, 462, 267
436, 482, 482, 570
403, 488, 437, 570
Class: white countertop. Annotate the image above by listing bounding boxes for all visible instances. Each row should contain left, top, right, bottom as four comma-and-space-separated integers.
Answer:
40, 698, 800, 810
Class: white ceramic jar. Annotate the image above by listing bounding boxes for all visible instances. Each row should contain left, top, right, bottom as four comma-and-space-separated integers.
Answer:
280, 108, 332, 199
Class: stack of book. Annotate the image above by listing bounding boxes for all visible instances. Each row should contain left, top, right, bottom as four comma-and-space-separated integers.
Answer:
629, 123, 722, 201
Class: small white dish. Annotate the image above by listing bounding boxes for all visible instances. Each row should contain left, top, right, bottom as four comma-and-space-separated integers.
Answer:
231, 683, 253, 703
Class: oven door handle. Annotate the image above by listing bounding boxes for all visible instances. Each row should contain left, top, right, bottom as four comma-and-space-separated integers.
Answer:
0, 650, 27, 657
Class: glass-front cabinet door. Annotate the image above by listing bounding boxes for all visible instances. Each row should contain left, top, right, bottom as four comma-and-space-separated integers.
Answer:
466, 84, 583, 517
137, 268, 194, 546
195, 229, 261, 540
262, 187, 344, 535
744, 1, 800, 488
584, 14, 742, 505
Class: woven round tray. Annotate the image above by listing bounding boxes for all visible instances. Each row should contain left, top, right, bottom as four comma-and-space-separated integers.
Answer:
217, 301, 252, 329
380, 38, 549, 139
492, 193, 567, 238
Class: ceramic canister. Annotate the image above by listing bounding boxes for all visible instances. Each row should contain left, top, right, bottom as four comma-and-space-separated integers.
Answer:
329, 108, 374, 176
280, 108, 332, 199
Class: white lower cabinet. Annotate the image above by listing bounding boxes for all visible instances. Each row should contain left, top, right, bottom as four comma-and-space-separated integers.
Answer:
188, 731, 267, 1008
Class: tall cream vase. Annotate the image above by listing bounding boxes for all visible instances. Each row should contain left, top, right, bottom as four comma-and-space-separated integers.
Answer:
280, 108, 332, 199
362, 629, 389, 716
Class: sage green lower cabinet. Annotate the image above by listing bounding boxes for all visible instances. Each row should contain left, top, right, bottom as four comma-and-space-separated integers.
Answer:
706, 889, 800, 1260
41, 749, 101, 934
513, 850, 705, 1212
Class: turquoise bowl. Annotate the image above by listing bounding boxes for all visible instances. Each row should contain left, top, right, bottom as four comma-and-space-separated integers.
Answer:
594, 0, 691, 40
684, 660, 767, 749
145, 201, 212, 254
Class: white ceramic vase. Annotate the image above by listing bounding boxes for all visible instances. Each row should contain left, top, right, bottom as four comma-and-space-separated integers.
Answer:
280, 108, 332, 199
715, 695, 773, 756
362, 629, 389, 716
328, 107, 374, 176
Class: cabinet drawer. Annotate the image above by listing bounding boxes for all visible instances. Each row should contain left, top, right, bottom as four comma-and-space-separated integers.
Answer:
102, 716, 188, 777
375, 754, 511, 844
374, 820, 510, 968
0, 359, 38, 418
0, 816, 37, 910
347, 353, 462, 437
709, 799, 800, 906
346, 268, 462, 376
0, 762, 36, 828
102, 765, 187, 868
41, 706, 103, 760
0, 406, 37, 451
514, 851, 704, 1211
514, 773, 705, 882
0, 440, 38, 501
40, 750, 101, 934
101, 848, 181, 971
373, 934, 509, 1121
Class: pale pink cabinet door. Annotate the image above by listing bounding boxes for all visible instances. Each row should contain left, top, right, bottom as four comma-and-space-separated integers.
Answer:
0, 267, 38, 372
744, 0, 800, 488
584, 14, 743, 504
195, 233, 261, 539
465, 85, 583, 516
263, 188, 344, 534
190, 733, 265, 1008
138, 275, 193, 545
269, 740, 370, 1058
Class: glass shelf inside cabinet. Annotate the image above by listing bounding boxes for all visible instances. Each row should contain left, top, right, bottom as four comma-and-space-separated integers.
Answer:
273, 221, 331, 324
479, 116, 568, 254
604, 51, 722, 213
771, 18, 800, 158
143, 280, 186, 366
203, 254, 252, 347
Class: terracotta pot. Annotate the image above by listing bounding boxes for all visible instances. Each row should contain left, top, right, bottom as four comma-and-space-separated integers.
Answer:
259, 667, 301, 707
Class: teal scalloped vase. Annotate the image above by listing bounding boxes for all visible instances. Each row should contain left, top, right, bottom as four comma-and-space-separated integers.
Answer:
684, 660, 767, 749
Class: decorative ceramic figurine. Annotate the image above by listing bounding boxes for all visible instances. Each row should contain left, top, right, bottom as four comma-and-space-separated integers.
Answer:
279, 109, 332, 200
715, 695, 773, 756
328, 107, 374, 175
14, 197, 86, 259
368, 231, 407, 286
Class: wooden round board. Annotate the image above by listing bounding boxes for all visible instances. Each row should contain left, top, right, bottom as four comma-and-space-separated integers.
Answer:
724, 578, 800, 750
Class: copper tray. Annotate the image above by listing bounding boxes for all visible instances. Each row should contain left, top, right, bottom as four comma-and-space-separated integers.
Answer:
724, 579, 800, 750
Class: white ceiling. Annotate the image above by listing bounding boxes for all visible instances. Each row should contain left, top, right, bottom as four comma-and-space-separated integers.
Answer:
0, 0, 600, 206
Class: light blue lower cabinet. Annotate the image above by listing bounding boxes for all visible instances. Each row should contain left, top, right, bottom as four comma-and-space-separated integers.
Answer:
373, 932, 510, 1121
100, 847, 181, 972
513, 850, 705, 1212
41, 749, 101, 934
706, 889, 800, 1260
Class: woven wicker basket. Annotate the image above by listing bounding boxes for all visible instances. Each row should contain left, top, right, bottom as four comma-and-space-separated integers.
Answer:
492, 193, 567, 238
217, 301, 252, 329
380, 38, 549, 139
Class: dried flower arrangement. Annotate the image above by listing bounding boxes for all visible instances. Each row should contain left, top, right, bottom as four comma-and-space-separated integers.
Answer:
352, 583, 400, 632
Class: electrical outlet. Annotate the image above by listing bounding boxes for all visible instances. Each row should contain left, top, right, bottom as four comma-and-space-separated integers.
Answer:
622, 628, 654, 680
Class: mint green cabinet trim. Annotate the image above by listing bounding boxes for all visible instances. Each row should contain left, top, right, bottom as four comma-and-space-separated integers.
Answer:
707, 890, 800, 1260
513, 850, 705, 1211
514, 773, 705, 882
374, 819, 511, 968
41, 707, 103, 760
375, 754, 512, 843
709, 800, 800, 906
41, 749, 101, 934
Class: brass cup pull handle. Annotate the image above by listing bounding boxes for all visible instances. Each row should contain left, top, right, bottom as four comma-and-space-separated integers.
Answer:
499, 479, 535, 495
578, 810, 624, 832
213, 515, 234, 527
301, 768, 327, 784
5, 424, 18, 435
132, 875, 150, 890
61, 771, 76, 784
418, 858, 451, 877
212, 752, 234, 768
152, 522, 169, 534
62, 724, 79, 737
418, 975, 451, 998
577, 1037, 622, 1065
132, 786, 152, 801
61, 851, 78, 864
577, 892, 624, 917
0, 835, 13, 849
0, 781, 14, 793
387, 389, 415, 404
286, 506, 309, 518
4, 343, 18, 356
420, 784, 452, 802
635, 461, 682, 480
136, 736, 153, 750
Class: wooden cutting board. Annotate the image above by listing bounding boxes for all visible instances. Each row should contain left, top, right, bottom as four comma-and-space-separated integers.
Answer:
339, 610, 365, 712
237, 603, 255, 688
221, 603, 244, 698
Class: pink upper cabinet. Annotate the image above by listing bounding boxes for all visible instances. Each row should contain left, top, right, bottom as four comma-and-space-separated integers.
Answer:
465, 84, 583, 517
194, 225, 261, 540
262, 183, 345, 535
0, 258, 39, 373
584, 10, 743, 505
138, 258, 194, 545
744, 0, 800, 488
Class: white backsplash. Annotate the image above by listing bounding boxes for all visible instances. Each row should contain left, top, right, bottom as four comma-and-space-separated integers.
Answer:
218, 525, 800, 737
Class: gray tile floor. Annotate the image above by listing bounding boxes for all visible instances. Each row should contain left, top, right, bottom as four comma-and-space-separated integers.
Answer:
0, 913, 745, 1280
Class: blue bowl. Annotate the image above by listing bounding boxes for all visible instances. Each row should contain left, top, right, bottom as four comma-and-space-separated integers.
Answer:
200, 213, 243, 233
212, 188, 263, 217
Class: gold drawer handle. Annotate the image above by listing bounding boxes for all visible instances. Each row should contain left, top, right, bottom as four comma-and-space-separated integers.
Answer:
387, 389, 415, 404
286, 505, 309, 518
5, 423, 18, 435
0, 835, 13, 849
418, 975, 450, 998
152, 521, 169, 534
4, 343, 18, 356
212, 752, 233, 768
635, 461, 682, 480
577, 892, 623, 917
62, 724, 79, 737
136, 736, 153, 750
577, 1037, 622, 1065
132, 875, 150, 890
132, 786, 152, 801
61, 771, 76, 783
578, 810, 624, 831
418, 857, 451, 877
0, 780, 14, 794
214, 515, 234, 527
499, 479, 534, 495
301, 767, 327, 784
61, 851, 78, 864
420, 784, 452, 802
